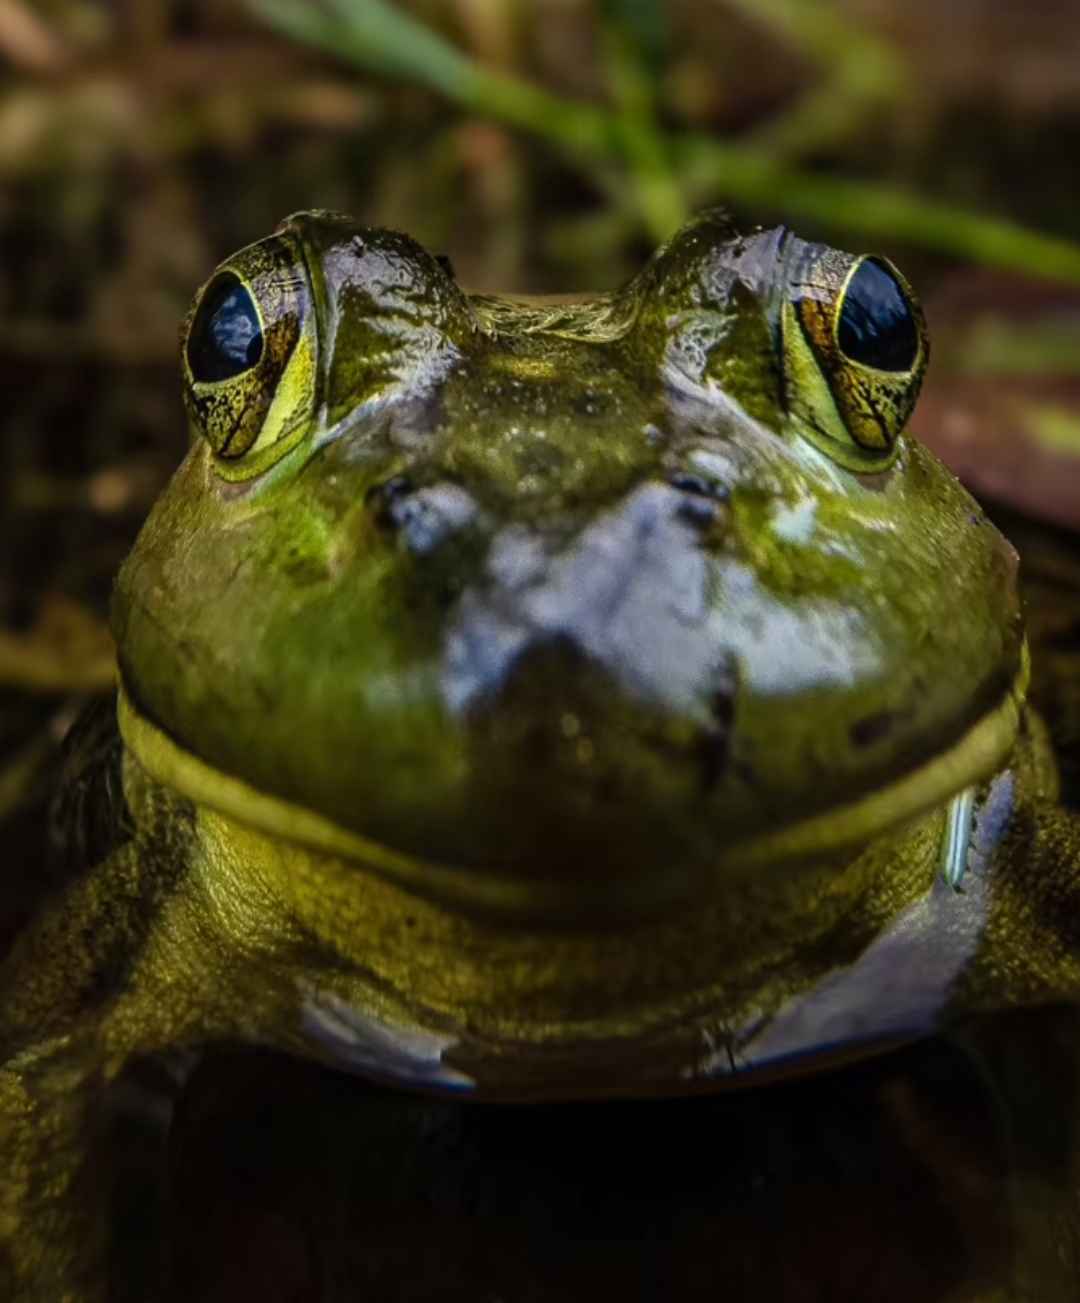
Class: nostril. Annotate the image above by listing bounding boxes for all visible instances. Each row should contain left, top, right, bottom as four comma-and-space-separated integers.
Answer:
668, 472, 727, 499
366, 478, 479, 555
668, 472, 729, 528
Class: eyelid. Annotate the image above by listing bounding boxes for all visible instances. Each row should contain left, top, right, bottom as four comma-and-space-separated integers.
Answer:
181, 234, 317, 476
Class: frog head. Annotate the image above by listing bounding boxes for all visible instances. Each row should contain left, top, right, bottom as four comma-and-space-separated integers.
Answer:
113, 210, 1024, 920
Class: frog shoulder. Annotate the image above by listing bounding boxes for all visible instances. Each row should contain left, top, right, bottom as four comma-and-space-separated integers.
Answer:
49, 693, 131, 879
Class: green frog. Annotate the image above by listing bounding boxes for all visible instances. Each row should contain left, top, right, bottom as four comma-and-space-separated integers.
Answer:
2, 209, 1079, 1301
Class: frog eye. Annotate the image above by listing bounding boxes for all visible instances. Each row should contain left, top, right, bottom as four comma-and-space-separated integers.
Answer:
181, 237, 317, 481
187, 275, 264, 382
836, 260, 920, 373
780, 250, 927, 472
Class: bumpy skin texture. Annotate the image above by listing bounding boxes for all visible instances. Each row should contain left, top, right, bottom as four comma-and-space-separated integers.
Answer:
1, 210, 1079, 1301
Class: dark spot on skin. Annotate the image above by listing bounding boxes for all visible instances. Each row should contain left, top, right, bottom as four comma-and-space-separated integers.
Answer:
696, 657, 738, 792
695, 728, 728, 793
710, 683, 736, 733
366, 475, 415, 529
281, 543, 330, 587
850, 710, 899, 748
435, 253, 455, 279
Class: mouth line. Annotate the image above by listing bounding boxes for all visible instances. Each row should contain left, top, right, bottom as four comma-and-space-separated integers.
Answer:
117, 648, 1027, 917
718, 643, 1027, 871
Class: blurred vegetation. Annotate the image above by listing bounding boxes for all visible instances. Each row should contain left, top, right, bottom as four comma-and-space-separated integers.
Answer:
255, 0, 1080, 276
3, 0, 1080, 925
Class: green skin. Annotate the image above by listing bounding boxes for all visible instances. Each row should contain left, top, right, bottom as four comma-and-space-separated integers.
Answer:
2, 209, 1080, 1300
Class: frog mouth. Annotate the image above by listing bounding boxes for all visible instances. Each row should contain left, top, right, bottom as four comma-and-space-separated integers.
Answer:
117, 644, 1027, 918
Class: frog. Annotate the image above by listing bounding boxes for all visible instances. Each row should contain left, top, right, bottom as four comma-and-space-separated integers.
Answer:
3, 208, 1080, 1302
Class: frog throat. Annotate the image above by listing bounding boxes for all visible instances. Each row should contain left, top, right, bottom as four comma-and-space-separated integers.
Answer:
116, 646, 1028, 916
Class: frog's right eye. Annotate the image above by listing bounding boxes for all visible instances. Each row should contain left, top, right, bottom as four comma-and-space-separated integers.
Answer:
181, 237, 317, 481
187, 275, 263, 382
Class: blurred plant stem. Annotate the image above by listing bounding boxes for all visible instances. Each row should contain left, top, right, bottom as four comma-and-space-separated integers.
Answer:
249, 0, 1080, 282
727, 0, 906, 158
251, 0, 615, 152
676, 139, 1080, 285
600, 18, 687, 240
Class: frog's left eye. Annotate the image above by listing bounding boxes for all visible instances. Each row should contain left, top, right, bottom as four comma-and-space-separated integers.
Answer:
181, 236, 317, 481
780, 250, 927, 472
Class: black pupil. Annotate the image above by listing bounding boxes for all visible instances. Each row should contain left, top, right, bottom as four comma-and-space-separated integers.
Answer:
188, 275, 263, 382
836, 259, 918, 373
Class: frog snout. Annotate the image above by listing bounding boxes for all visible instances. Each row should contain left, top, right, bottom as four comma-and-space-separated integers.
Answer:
441, 482, 735, 799
465, 630, 734, 801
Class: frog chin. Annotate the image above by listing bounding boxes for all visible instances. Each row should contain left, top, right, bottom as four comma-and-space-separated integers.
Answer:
117, 647, 1026, 920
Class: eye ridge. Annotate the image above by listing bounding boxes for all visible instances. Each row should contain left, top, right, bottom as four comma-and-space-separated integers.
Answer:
188, 274, 265, 383
836, 259, 918, 374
